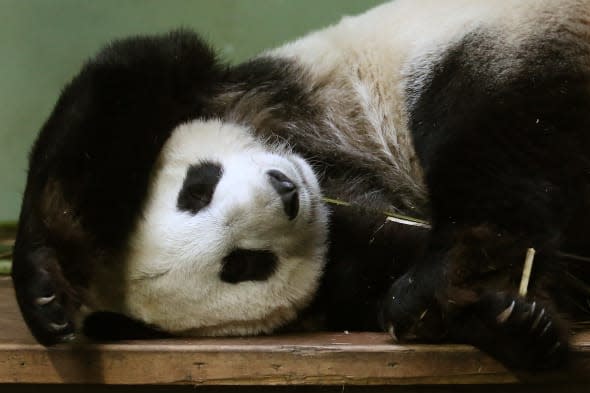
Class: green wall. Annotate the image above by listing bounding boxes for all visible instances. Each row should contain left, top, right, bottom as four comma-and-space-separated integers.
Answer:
0, 0, 384, 222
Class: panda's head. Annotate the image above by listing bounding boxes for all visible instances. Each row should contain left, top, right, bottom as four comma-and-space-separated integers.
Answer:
91, 119, 328, 336
13, 30, 329, 343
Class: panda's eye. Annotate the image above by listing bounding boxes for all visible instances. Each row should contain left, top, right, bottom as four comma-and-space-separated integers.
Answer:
220, 249, 279, 284
177, 162, 223, 214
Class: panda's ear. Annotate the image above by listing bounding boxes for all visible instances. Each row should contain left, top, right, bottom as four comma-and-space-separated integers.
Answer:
26, 29, 227, 254
85, 29, 226, 117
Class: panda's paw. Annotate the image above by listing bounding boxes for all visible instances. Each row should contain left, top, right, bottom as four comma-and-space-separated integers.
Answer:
23, 291, 76, 345
450, 292, 569, 370
379, 271, 445, 342
13, 261, 76, 345
28, 291, 76, 345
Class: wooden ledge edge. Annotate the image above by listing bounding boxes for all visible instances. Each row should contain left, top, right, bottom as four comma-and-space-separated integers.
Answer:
1, 338, 589, 385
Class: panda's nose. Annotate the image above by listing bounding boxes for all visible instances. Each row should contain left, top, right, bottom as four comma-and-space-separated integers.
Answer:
267, 169, 299, 220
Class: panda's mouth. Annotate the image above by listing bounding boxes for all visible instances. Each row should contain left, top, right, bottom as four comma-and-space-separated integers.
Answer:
219, 248, 279, 284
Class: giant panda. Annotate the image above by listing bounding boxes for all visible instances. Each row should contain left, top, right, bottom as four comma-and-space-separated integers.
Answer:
11, 0, 590, 370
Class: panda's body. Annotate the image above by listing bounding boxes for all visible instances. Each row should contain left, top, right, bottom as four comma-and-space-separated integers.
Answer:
12, 0, 590, 370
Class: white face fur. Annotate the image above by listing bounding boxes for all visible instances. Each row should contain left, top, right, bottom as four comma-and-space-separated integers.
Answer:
105, 119, 328, 335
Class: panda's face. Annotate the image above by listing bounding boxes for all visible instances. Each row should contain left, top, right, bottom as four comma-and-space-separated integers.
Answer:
106, 119, 328, 335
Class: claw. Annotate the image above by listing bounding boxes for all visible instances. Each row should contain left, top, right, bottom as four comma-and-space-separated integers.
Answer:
531, 308, 545, 331
49, 322, 69, 331
419, 309, 429, 320
59, 333, 76, 343
496, 300, 515, 324
546, 341, 561, 357
35, 295, 56, 306
540, 320, 552, 337
388, 324, 398, 342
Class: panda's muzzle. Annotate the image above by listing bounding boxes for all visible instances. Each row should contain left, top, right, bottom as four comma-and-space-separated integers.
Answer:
267, 170, 299, 220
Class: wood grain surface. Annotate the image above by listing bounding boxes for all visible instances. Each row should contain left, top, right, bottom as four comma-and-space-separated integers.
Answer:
1, 277, 589, 386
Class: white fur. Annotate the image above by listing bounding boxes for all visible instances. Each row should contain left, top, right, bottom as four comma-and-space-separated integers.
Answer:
91, 120, 328, 335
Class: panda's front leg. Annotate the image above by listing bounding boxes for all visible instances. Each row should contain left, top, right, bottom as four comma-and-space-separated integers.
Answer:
11, 204, 81, 346
378, 240, 447, 343
11, 244, 78, 345
380, 223, 570, 370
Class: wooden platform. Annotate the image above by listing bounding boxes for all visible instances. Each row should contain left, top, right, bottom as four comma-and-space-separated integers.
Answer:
1, 277, 589, 387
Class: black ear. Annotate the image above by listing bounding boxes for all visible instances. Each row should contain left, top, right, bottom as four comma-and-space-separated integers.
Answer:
12, 29, 225, 345
29, 29, 226, 251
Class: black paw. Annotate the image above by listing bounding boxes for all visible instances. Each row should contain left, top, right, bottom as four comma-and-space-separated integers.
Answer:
379, 271, 445, 342
12, 250, 76, 345
450, 292, 569, 370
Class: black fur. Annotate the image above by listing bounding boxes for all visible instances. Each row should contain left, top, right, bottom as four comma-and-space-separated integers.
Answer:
308, 204, 428, 332
83, 312, 172, 341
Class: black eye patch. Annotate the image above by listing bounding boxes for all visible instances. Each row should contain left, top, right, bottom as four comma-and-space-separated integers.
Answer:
177, 161, 223, 214
220, 249, 279, 284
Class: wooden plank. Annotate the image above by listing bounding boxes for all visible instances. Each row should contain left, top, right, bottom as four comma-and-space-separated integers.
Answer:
0, 277, 589, 386
3, 385, 590, 393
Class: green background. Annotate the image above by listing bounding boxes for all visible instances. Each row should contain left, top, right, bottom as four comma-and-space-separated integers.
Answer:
0, 0, 383, 222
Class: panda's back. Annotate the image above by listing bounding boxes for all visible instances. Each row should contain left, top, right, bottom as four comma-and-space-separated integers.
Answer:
265, 0, 590, 215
